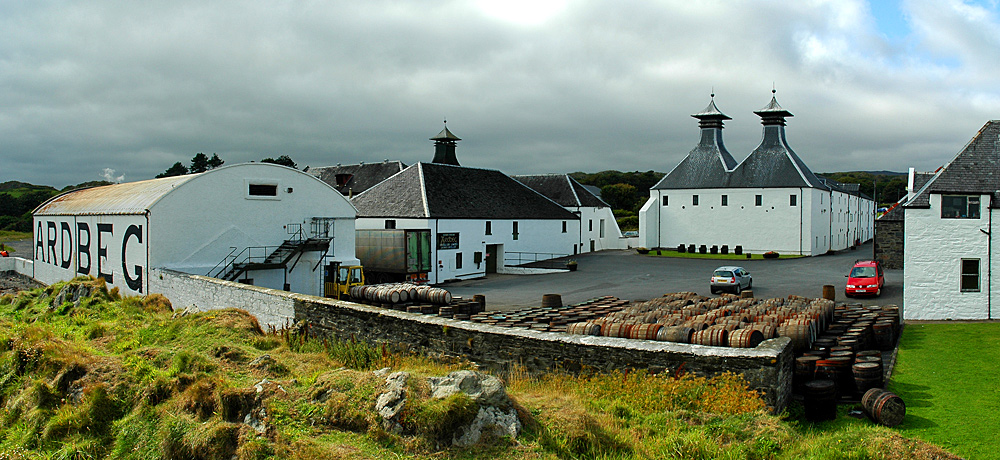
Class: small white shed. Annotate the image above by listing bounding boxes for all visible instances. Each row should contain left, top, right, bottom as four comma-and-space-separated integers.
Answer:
32, 163, 358, 296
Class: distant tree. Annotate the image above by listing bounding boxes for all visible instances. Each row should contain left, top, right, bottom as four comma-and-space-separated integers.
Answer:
156, 162, 189, 178
600, 183, 639, 213
261, 155, 297, 169
207, 153, 224, 169
189, 153, 210, 173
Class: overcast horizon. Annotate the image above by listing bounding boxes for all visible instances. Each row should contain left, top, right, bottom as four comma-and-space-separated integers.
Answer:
2, 0, 999, 188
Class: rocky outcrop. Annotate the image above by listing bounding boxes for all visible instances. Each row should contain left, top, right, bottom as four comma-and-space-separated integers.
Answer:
374, 369, 521, 446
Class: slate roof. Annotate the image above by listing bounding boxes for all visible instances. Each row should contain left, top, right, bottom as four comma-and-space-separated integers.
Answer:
352, 163, 580, 220
512, 174, 610, 208
727, 96, 828, 189
907, 120, 1000, 208
652, 98, 738, 189
309, 161, 406, 196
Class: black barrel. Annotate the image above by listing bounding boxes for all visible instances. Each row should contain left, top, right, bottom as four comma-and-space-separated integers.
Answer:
804, 380, 838, 422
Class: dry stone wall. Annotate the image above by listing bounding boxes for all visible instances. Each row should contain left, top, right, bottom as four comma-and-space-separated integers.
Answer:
150, 269, 794, 410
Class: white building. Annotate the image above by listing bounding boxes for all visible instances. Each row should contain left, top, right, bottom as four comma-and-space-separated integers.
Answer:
513, 174, 628, 252
903, 120, 1000, 319
32, 163, 359, 296
639, 93, 874, 256
351, 126, 580, 284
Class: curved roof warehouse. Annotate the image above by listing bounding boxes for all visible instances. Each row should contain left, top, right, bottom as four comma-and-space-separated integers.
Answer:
32, 163, 359, 297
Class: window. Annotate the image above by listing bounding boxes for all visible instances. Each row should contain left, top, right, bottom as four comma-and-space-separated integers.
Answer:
384, 219, 396, 229
662, 195, 668, 206
589, 220, 593, 232
599, 219, 605, 238
248, 184, 278, 196
961, 259, 980, 292
692, 195, 699, 206
512, 222, 519, 240
456, 253, 463, 270
755, 195, 762, 206
941, 195, 981, 219
721, 195, 728, 206
562, 221, 567, 233
790, 194, 797, 206
485, 221, 492, 235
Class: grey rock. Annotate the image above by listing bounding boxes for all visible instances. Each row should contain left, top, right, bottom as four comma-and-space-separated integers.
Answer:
171, 304, 200, 319
244, 407, 269, 434
426, 370, 521, 446
249, 354, 276, 369
427, 370, 511, 409
373, 367, 392, 377
375, 371, 409, 434
452, 405, 521, 447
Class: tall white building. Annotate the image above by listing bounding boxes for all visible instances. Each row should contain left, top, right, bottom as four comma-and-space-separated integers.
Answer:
513, 174, 628, 252
639, 93, 874, 256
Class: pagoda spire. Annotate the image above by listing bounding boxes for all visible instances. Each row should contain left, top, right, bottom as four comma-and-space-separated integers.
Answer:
430, 120, 461, 166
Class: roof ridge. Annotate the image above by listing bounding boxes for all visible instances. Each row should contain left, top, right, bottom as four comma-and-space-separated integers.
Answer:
418, 163, 430, 218
565, 175, 582, 207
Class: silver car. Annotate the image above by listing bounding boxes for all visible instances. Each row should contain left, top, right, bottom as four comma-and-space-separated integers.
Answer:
710, 266, 752, 294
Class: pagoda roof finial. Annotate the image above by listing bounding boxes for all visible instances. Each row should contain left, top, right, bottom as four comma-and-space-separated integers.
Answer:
692, 91, 731, 122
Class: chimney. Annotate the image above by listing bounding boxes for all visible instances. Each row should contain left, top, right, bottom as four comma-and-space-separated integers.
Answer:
906, 167, 916, 201
430, 121, 461, 166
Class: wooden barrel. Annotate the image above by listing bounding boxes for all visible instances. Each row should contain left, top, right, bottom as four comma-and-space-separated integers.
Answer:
656, 326, 694, 343
628, 323, 663, 341
473, 294, 486, 309
795, 355, 821, 392
803, 380, 838, 422
814, 359, 851, 397
740, 290, 754, 299
778, 323, 813, 352
691, 328, 728, 347
728, 328, 764, 348
862, 388, 905, 427
873, 321, 895, 351
541, 294, 563, 308
822, 285, 835, 301
602, 322, 633, 338
853, 362, 883, 396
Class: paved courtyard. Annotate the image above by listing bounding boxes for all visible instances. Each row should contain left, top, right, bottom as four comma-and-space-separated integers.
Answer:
446, 242, 901, 311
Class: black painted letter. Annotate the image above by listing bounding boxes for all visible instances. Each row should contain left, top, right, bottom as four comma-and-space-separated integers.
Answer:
59, 222, 72, 269
97, 223, 113, 284
122, 224, 143, 292
77, 223, 91, 275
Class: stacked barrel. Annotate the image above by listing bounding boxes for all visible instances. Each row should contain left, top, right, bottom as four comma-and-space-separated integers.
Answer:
349, 283, 454, 306
558, 292, 835, 348
468, 296, 628, 333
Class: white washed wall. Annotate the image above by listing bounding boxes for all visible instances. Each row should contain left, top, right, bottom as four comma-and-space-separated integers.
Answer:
904, 194, 998, 319
32, 214, 149, 295
575, 206, 627, 251
150, 164, 357, 296
357, 217, 579, 284
149, 268, 296, 330
0, 256, 33, 277
654, 187, 812, 255
638, 196, 659, 249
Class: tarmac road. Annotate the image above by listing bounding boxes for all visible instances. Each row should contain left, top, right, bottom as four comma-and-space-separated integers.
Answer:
446, 242, 901, 311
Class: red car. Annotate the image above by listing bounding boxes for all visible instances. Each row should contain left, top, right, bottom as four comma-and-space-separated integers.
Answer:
845, 260, 884, 297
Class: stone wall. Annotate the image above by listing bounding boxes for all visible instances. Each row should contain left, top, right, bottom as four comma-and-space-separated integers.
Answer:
875, 220, 904, 269
149, 269, 296, 330
148, 269, 793, 411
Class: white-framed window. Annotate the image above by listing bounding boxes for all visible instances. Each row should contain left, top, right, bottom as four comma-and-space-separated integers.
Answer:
755, 195, 762, 206
246, 179, 280, 200
562, 221, 567, 233
961, 258, 980, 292
721, 195, 728, 206
662, 195, 668, 206
790, 194, 797, 206
692, 195, 699, 206
384, 219, 396, 229
512, 222, 518, 240
486, 221, 492, 235
456, 252, 463, 270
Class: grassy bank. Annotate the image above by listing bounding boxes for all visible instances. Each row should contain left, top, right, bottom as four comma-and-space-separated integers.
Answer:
0, 279, 958, 459
889, 322, 1000, 459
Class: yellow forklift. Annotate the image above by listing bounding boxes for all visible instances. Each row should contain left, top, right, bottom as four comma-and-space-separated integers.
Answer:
324, 262, 365, 300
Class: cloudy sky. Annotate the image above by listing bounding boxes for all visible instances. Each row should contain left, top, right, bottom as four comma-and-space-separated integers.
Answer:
2, 0, 999, 188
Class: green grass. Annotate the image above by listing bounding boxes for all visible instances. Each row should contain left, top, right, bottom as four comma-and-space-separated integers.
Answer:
0, 230, 31, 241
638, 249, 806, 260
889, 322, 1000, 459
0, 279, 961, 459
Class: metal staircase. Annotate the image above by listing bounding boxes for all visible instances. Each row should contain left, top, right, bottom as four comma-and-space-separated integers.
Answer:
208, 221, 335, 282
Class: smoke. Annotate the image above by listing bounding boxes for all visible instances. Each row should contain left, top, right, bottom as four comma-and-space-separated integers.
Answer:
101, 168, 125, 184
